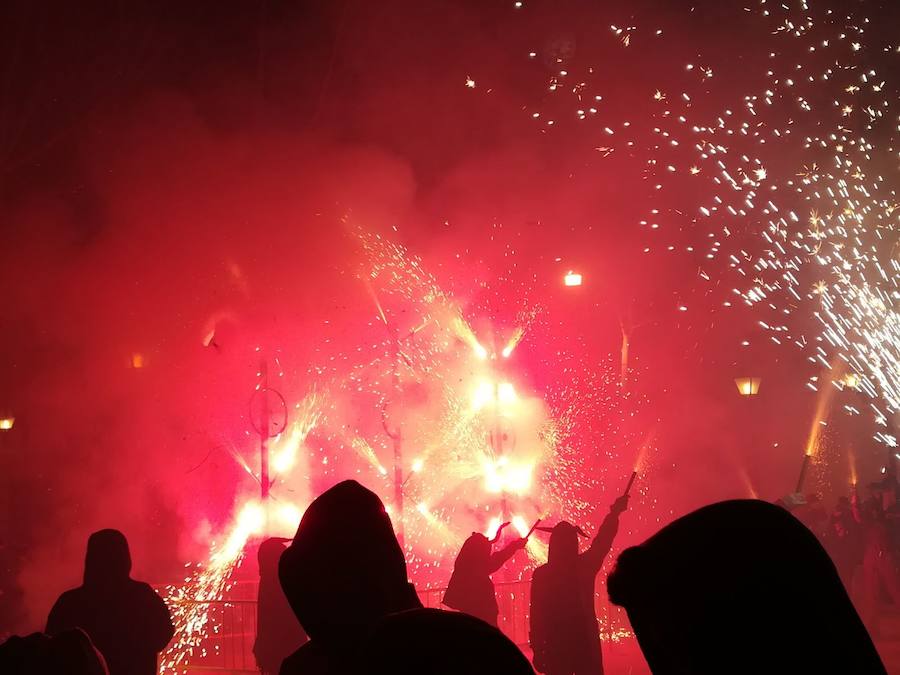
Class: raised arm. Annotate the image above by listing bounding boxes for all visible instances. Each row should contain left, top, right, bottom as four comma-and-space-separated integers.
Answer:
583, 495, 629, 573
488, 538, 527, 574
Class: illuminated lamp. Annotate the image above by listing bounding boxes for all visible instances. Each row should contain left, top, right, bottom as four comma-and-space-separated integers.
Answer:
734, 377, 761, 397
564, 271, 583, 287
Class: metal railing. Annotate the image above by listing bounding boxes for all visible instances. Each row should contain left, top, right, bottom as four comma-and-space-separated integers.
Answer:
161, 580, 632, 674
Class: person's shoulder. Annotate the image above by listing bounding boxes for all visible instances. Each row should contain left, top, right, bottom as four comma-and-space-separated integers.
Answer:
52, 586, 86, 607
127, 579, 167, 601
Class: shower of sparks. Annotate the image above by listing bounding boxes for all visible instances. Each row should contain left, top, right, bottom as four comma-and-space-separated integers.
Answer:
503, 0, 898, 447
160, 501, 265, 673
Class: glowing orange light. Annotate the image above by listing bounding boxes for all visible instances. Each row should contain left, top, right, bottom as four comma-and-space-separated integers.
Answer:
0, 417, 14, 431
564, 271, 583, 286
805, 367, 842, 457
483, 456, 534, 495
512, 515, 529, 537
498, 382, 517, 406
131, 353, 145, 369
236, 501, 266, 537
275, 502, 303, 530
471, 380, 494, 411
501, 327, 525, 358
734, 376, 761, 396
843, 372, 860, 389
485, 515, 504, 539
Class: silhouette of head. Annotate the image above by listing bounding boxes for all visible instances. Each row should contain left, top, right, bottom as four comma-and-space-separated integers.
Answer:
363, 608, 534, 675
608, 500, 885, 674
0, 629, 108, 675
455, 533, 493, 574
547, 521, 583, 565
279, 480, 417, 643
83, 529, 131, 586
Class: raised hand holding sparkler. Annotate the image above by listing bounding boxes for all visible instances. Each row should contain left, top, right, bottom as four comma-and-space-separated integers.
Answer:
623, 470, 638, 497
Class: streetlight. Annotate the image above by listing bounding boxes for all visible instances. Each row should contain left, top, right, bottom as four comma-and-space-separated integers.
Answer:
564, 271, 583, 287
734, 377, 761, 397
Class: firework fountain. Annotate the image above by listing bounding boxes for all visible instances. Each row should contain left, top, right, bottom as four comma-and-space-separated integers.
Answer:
158, 227, 643, 670
157, 1, 898, 669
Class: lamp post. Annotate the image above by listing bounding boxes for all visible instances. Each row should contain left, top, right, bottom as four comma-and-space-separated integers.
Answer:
382, 322, 405, 549
379, 317, 427, 550
250, 360, 287, 507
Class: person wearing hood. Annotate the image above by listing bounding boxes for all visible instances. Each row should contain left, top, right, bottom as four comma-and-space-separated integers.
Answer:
254, 537, 308, 674
442, 527, 527, 626
363, 607, 535, 675
46, 529, 174, 675
278, 480, 423, 675
607, 500, 885, 674
529, 495, 629, 675
0, 628, 109, 675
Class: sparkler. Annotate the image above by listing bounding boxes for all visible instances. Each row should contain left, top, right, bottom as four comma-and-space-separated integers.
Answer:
623, 470, 637, 497
502, 0, 897, 493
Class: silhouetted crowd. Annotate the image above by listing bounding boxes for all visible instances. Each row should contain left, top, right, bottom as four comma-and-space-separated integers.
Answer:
1, 479, 892, 674
785, 470, 900, 640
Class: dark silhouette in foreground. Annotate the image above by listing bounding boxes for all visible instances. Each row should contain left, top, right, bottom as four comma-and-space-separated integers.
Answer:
254, 537, 308, 674
278, 480, 423, 674
364, 607, 534, 674
860, 494, 900, 635
530, 495, 629, 675
46, 529, 174, 675
443, 528, 526, 626
0, 629, 108, 675
608, 499, 886, 674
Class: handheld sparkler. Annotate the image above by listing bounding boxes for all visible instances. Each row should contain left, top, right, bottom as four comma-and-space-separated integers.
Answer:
490, 521, 511, 544
795, 454, 811, 494
623, 470, 638, 497
525, 518, 542, 538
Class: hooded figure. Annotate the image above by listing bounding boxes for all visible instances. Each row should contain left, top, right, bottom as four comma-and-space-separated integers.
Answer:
363, 607, 535, 675
278, 480, 422, 675
529, 496, 628, 675
443, 531, 526, 626
859, 495, 900, 635
824, 495, 863, 591
0, 629, 108, 675
46, 529, 174, 675
254, 538, 308, 674
607, 500, 885, 674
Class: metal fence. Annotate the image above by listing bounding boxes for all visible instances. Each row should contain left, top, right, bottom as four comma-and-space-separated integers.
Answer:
161, 580, 632, 674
